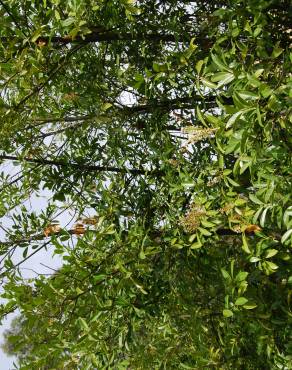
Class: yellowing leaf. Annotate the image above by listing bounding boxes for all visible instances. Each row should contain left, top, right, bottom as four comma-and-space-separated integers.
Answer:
44, 223, 61, 237
82, 216, 99, 225
244, 224, 262, 234
72, 223, 86, 235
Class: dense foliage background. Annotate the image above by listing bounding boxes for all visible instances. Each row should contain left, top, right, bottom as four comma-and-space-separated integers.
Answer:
0, 0, 291, 368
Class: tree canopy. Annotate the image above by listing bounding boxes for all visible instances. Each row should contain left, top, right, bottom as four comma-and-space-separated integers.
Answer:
0, 0, 291, 368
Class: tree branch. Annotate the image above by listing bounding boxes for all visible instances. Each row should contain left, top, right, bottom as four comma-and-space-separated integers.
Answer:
37, 31, 213, 48
0, 154, 163, 176
0, 30, 214, 49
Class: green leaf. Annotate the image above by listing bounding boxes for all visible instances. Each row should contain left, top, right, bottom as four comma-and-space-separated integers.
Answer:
235, 297, 248, 306
195, 60, 204, 75
265, 249, 278, 259
54, 9, 61, 20
253, 206, 264, 224
235, 271, 248, 282
78, 318, 89, 331
201, 220, 215, 228
31, 28, 43, 42
237, 90, 259, 100
223, 309, 233, 317
242, 233, 251, 254
61, 17, 75, 27
256, 105, 263, 127
260, 207, 270, 227
221, 268, 231, 280
226, 110, 243, 128
200, 77, 217, 89
254, 69, 264, 78
211, 72, 234, 87
153, 62, 161, 72
190, 241, 202, 249
227, 177, 240, 187
283, 206, 292, 227
265, 261, 278, 271
234, 198, 247, 208
249, 194, 263, 205
198, 227, 212, 236
196, 106, 208, 127
211, 53, 231, 72
189, 234, 197, 243
139, 249, 146, 259
101, 102, 112, 111
225, 140, 240, 154
243, 303, 257, 310
250, 256, 261, 263
254, 26, 262, 37
75, 287, 84, 295
93, 274, 106, 282
227, 108, 255, 128
281, 229, 292, 244
272, 42, 283, 58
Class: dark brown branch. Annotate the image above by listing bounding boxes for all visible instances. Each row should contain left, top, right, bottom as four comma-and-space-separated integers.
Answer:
27, 95, 217, 123
0, 226, 268, 251
0, 227, 88, 252
0, 154, 163, 176
0, 30, 214, 50
36, 31, 213, 49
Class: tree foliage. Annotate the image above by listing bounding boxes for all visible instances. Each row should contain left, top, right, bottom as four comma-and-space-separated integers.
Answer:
0, 0, 291, 368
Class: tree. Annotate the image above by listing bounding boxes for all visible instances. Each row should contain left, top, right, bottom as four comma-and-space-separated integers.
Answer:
0, 0, 291, 368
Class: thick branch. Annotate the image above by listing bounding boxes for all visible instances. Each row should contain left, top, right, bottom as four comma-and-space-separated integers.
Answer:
37, 31, 213, 49
1, 30, 214, 49
0, 227, 266, 251
23, 95, 217, 125
0, 154, 163, 176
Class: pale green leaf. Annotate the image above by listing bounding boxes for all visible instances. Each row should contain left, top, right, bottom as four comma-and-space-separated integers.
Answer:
223, 309, 233, 317
235, 297, 248, 306
281, 229, 292, 244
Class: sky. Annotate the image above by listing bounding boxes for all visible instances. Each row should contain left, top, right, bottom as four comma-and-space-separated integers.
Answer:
0, 80, 136, 369
0, 313, 17, 369
0, 248, 62, 369
0, 178, 63, 369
